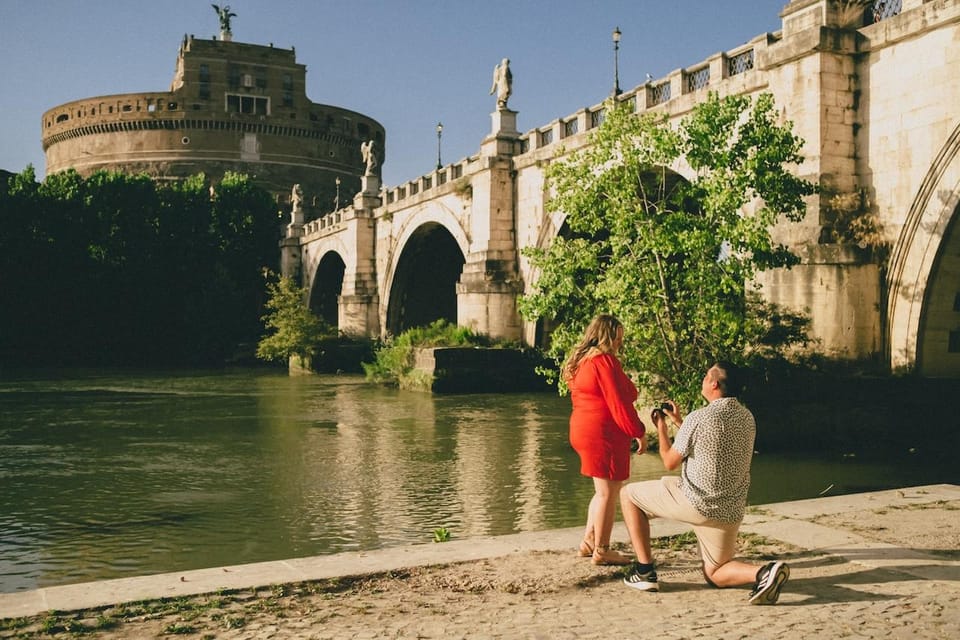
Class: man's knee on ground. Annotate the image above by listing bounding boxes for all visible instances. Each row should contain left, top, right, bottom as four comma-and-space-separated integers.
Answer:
701, 564, 721, 588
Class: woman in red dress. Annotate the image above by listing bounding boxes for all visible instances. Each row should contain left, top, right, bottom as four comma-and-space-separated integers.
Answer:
564, 314, 646, 565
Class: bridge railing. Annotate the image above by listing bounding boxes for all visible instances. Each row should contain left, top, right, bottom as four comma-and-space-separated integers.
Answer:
383, 155, 476, 206
302, 208, 344, 237
380, 0, 908, 208
519, 32, 774, 156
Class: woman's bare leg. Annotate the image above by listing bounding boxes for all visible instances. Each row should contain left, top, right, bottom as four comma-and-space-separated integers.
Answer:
590, 477, 631, 565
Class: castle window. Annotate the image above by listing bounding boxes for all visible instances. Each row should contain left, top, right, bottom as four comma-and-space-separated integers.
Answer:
226, 93, 269, 115
199, 83, 210, 100
283, 92, 293, 107
255, 68, 267, 89
168, 101, 178, 110
56, 113, 69, 123
950, 330, 960, 353
283, 74, 293, 90
199, 64, 210, 82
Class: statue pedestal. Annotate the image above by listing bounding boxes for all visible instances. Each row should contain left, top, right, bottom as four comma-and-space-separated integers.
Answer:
490, 109, 518, 136
285, 222, 303, 239
361, 174, 380, 195
481, 109, 520, 158
290, 207, 304, 227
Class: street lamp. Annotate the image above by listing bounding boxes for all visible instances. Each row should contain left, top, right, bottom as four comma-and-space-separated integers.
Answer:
436, 122, 443, 170
612, 26, 622, 97
334, 176, 341, 210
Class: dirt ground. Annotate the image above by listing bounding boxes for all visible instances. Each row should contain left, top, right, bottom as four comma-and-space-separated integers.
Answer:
2, 501, 958, 639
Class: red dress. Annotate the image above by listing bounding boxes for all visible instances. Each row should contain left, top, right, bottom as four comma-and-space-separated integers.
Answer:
569, 353, 646, 481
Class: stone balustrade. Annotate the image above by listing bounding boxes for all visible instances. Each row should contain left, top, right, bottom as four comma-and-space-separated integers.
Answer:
382, 34, 774, 206
379, 0, 909, 208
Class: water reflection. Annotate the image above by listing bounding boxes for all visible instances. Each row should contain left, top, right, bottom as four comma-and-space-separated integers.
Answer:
0, 369, 954, 593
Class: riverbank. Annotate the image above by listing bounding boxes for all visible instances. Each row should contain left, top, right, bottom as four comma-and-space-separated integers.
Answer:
1, 484, 957, 638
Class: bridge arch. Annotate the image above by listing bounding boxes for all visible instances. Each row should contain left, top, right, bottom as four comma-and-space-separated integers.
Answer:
888, 121, 960, 374
385, 220, 466, 335
381, 201, 470, 336
308, 250, 346, 329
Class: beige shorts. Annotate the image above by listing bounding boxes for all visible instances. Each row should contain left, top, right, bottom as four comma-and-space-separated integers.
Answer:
623, 475, 741, 570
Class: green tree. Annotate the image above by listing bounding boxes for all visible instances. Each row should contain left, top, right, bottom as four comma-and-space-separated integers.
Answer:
257, 272, 333, 363
519, 93, 816, 406
205, 172, 282, 360
0, 168, 279, 366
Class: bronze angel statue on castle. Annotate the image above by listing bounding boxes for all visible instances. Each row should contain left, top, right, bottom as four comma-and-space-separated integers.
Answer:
212, 4, 237, 35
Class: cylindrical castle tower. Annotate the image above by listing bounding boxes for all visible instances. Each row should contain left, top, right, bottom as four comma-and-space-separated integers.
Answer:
42, 34, 384, 218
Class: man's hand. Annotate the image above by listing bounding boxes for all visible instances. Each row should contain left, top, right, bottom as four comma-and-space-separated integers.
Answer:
651, 407, 667, 428
652, 401, 683, 471
662, 400, 682, 424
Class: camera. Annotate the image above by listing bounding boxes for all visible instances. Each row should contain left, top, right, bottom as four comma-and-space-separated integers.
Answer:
651, 402, 673, 418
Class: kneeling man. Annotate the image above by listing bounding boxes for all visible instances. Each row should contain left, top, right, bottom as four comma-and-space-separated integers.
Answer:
620, 361, 789, 604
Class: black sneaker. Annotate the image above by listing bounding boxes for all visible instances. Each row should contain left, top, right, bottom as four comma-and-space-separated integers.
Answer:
623, 562, 659, 592
748, 561, 789, 605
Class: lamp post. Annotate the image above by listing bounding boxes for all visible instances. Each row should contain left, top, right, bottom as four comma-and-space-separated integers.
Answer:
436, 122, 443, 170
612, 26, 622, 97
334, 176, 341, 211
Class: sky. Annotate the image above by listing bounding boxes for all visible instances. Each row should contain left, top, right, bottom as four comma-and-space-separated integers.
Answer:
1, 0, 789, 187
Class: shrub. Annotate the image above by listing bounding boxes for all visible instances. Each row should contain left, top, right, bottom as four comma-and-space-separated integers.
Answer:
256, 272, 335, 363
362, 319, 490, 387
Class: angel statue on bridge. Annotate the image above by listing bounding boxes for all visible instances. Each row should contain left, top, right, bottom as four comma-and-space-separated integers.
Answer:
490, 58, 513, 111
360, 140, 378, 176
212, 4, 236, 36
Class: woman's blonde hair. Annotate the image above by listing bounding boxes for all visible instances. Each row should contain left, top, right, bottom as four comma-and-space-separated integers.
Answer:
562, 314, 623, 381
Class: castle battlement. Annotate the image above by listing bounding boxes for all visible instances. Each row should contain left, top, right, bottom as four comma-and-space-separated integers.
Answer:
42, 34, 384, 216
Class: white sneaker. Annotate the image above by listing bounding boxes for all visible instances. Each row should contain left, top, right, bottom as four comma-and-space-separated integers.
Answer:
748, 561, 789, 605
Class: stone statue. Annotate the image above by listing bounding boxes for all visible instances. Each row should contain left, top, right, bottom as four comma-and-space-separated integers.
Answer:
211, 4, 236, 35
490, 58, 513, 111
360, 140, 378, 176
289, 184, 304, 226
291, 183, 303, 210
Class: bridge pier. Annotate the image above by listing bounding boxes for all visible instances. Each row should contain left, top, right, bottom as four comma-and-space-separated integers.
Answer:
339, 294, 379, 338
454, 109, 524, 341
337, 191, 381, 338
457, 255, 522, 341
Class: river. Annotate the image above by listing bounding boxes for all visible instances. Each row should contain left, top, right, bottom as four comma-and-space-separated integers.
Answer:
0, 368, 954, 593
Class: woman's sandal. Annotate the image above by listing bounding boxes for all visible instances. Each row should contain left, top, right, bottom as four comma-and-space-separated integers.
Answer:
577, 538, 595, 558
591, 545, 633, 566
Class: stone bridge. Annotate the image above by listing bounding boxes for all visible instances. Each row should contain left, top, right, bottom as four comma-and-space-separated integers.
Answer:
281, 0, 960, 376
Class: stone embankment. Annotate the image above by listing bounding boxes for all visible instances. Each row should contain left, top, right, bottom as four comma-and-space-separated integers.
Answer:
1, 484, 958, 638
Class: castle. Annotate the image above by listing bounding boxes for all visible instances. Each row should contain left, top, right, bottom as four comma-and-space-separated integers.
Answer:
41, 18, 383, 218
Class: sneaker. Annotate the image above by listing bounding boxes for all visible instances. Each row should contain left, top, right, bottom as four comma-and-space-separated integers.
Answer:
748, 561, 789, 605
623, 562, 659, 592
